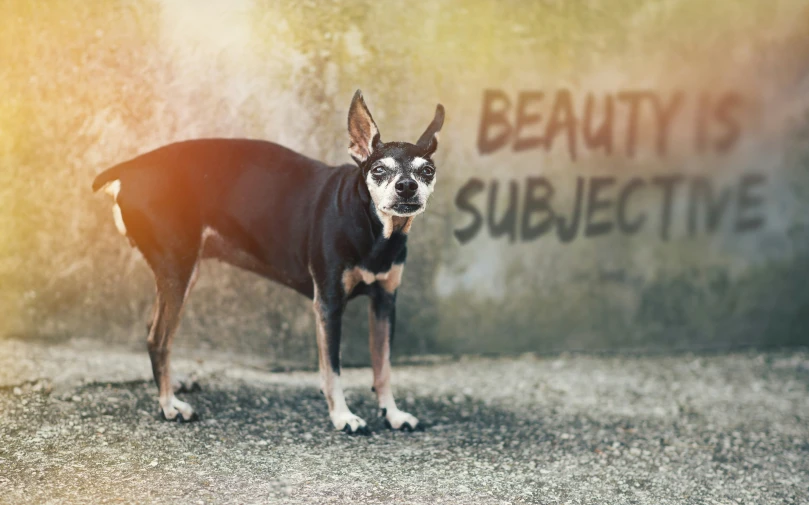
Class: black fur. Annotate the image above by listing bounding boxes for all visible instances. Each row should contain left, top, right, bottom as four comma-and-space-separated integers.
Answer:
92, 90, 444, 433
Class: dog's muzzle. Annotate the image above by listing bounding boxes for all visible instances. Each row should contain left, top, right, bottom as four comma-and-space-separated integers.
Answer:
390, 202, 422, 215
395, 178, 418, 199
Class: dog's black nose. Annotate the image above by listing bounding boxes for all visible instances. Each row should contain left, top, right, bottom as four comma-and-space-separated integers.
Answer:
395, 178, 418, 199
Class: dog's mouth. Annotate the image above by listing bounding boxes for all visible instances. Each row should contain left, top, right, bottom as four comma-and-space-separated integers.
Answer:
389, 203, 423, 215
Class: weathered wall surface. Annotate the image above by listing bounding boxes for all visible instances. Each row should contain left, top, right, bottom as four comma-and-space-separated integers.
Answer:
2, 0, 809, 365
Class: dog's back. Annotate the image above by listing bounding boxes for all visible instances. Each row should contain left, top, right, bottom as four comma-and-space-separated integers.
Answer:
93, 138, 366, 296
93, 138, 323, 205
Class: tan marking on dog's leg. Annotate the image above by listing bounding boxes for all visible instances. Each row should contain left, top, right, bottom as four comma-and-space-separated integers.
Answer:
147, 272, 197, 422
184, 263, 200, 300
379, 264, 404, 294
342, 268, 360, 295
145, 295, 159, 334
166, 236, 209, 396
369, 303, 419, 430
313, 287, 366, 433
359, 268, 376, 284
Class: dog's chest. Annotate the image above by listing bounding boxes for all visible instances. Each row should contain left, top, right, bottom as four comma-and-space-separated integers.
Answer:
342, 264, 404, 295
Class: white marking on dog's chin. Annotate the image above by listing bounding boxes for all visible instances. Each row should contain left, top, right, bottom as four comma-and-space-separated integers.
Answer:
386, 206, 424, 218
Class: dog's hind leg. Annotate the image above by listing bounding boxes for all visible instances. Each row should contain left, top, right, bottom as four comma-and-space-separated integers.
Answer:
111, 173, 204, 421
170, 266, 202, 395
146, 263, 199, 422
144, 297, 200, 394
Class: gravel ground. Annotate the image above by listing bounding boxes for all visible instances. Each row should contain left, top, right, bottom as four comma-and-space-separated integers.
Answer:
1, 339, 808, 504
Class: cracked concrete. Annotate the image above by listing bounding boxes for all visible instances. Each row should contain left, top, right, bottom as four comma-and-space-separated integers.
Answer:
1, 339, 808, 504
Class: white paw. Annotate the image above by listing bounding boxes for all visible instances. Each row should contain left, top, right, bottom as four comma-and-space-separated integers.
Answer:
331, 411, 369, 435
382, 407, 420, 431
159, 396, 198, 422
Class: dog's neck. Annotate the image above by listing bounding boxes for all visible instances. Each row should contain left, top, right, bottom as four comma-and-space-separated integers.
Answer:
377, 212, 413, 239
366, 198, 414, 240
347, 173, 412, 272
359, 204, 410, 273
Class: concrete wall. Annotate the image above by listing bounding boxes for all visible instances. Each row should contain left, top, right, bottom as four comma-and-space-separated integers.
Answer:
2, 0, 809, 366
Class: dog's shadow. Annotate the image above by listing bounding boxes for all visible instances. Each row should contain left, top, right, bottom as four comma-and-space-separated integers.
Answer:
73, 378, 553, 444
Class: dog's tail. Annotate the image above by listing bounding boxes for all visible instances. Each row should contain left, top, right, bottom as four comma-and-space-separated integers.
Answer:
92, 159, 136, 193
93, 158, 141, 237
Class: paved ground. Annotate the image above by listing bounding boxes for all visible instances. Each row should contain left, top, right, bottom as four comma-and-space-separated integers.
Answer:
0, 339, 808, 504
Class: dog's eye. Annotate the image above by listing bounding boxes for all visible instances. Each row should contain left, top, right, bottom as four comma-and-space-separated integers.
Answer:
420, 166, 435, 178
371, 166, 386, 177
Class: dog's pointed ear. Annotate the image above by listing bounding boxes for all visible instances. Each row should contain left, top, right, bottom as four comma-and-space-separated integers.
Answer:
416, 104, 445, 157
347, 90, 380, 164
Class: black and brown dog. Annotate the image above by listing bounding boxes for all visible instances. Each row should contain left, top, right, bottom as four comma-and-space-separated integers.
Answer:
92, 91, 444, 434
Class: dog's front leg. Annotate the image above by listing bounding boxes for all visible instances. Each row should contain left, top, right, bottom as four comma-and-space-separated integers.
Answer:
312, 288, 369, 434
369, 285, 420, 431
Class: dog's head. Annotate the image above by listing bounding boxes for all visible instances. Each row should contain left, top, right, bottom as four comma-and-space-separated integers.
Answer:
348, 90, 444, 218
